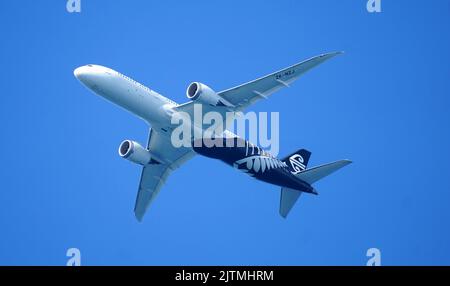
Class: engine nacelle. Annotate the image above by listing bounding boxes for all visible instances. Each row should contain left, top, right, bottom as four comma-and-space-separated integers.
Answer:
118, 140, 151, 165
186, 82, 223, 106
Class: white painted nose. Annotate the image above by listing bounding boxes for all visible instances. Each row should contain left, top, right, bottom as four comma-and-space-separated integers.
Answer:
74, 64, 109, 87
73, 66, 85, 79
73, 65, 93, 83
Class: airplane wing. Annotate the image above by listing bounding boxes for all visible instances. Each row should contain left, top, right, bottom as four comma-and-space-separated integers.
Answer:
134, 128, 195, 221
175, 52, 342, 117
218, 52, 342, 110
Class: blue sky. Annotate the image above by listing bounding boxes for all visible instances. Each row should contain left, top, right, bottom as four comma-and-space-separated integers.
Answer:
0, 1, 449, 265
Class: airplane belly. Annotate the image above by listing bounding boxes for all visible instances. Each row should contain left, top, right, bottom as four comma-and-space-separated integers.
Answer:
93, 77, 166, 124
75, 65, 175, 127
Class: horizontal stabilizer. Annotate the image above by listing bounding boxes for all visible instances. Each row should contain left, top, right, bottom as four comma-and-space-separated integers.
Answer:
279, 187, 302, 218
296, 160, 352, 185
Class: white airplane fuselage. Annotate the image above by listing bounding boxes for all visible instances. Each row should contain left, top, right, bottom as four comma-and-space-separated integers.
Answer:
74, 64, 176, 126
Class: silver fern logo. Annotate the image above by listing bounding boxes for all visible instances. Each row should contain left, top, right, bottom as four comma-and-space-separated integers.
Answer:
233, 140, 287, 174
289, 154, 306, 174
234, 155, 286, 175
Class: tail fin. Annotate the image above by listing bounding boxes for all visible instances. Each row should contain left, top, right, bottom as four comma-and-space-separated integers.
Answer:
279, 187, 302, 218
281, 149, 312, 174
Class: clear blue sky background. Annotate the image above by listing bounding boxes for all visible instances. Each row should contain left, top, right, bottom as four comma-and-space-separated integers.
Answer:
0, 1, 449, 265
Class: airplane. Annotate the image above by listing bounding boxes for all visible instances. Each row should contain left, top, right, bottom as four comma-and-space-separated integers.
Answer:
74, 52, 351, 221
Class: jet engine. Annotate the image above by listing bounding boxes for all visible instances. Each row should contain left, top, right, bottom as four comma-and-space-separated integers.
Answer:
186, 82, 228, 106
118, 140, 151, 165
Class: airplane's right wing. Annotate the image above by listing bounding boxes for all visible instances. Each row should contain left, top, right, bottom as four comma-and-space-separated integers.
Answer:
134, 128, 194, 221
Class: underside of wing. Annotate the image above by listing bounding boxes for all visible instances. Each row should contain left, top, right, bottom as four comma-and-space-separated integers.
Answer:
218, 52, 343, 110
134, 163, 171, 221
173, 52, 342, 128
134, 129, 194, 221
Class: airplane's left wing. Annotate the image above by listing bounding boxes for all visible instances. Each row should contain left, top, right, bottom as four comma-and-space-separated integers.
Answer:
134, 128, 194, 221
218, 52, 343, 111
175, 52, 342, 120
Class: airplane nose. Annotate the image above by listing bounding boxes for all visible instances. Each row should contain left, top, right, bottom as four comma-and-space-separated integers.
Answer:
74, 64, 112, 90
74, 66, 87, 80
74, 67, 81, 78
73, 67, 84, 80
74, 65, 101, 86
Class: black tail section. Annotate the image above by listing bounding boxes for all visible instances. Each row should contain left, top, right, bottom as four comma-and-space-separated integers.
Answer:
281, 149, 311, 175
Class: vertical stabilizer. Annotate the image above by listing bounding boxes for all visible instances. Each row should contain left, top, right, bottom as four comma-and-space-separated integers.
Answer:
281, 149, 311, 175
